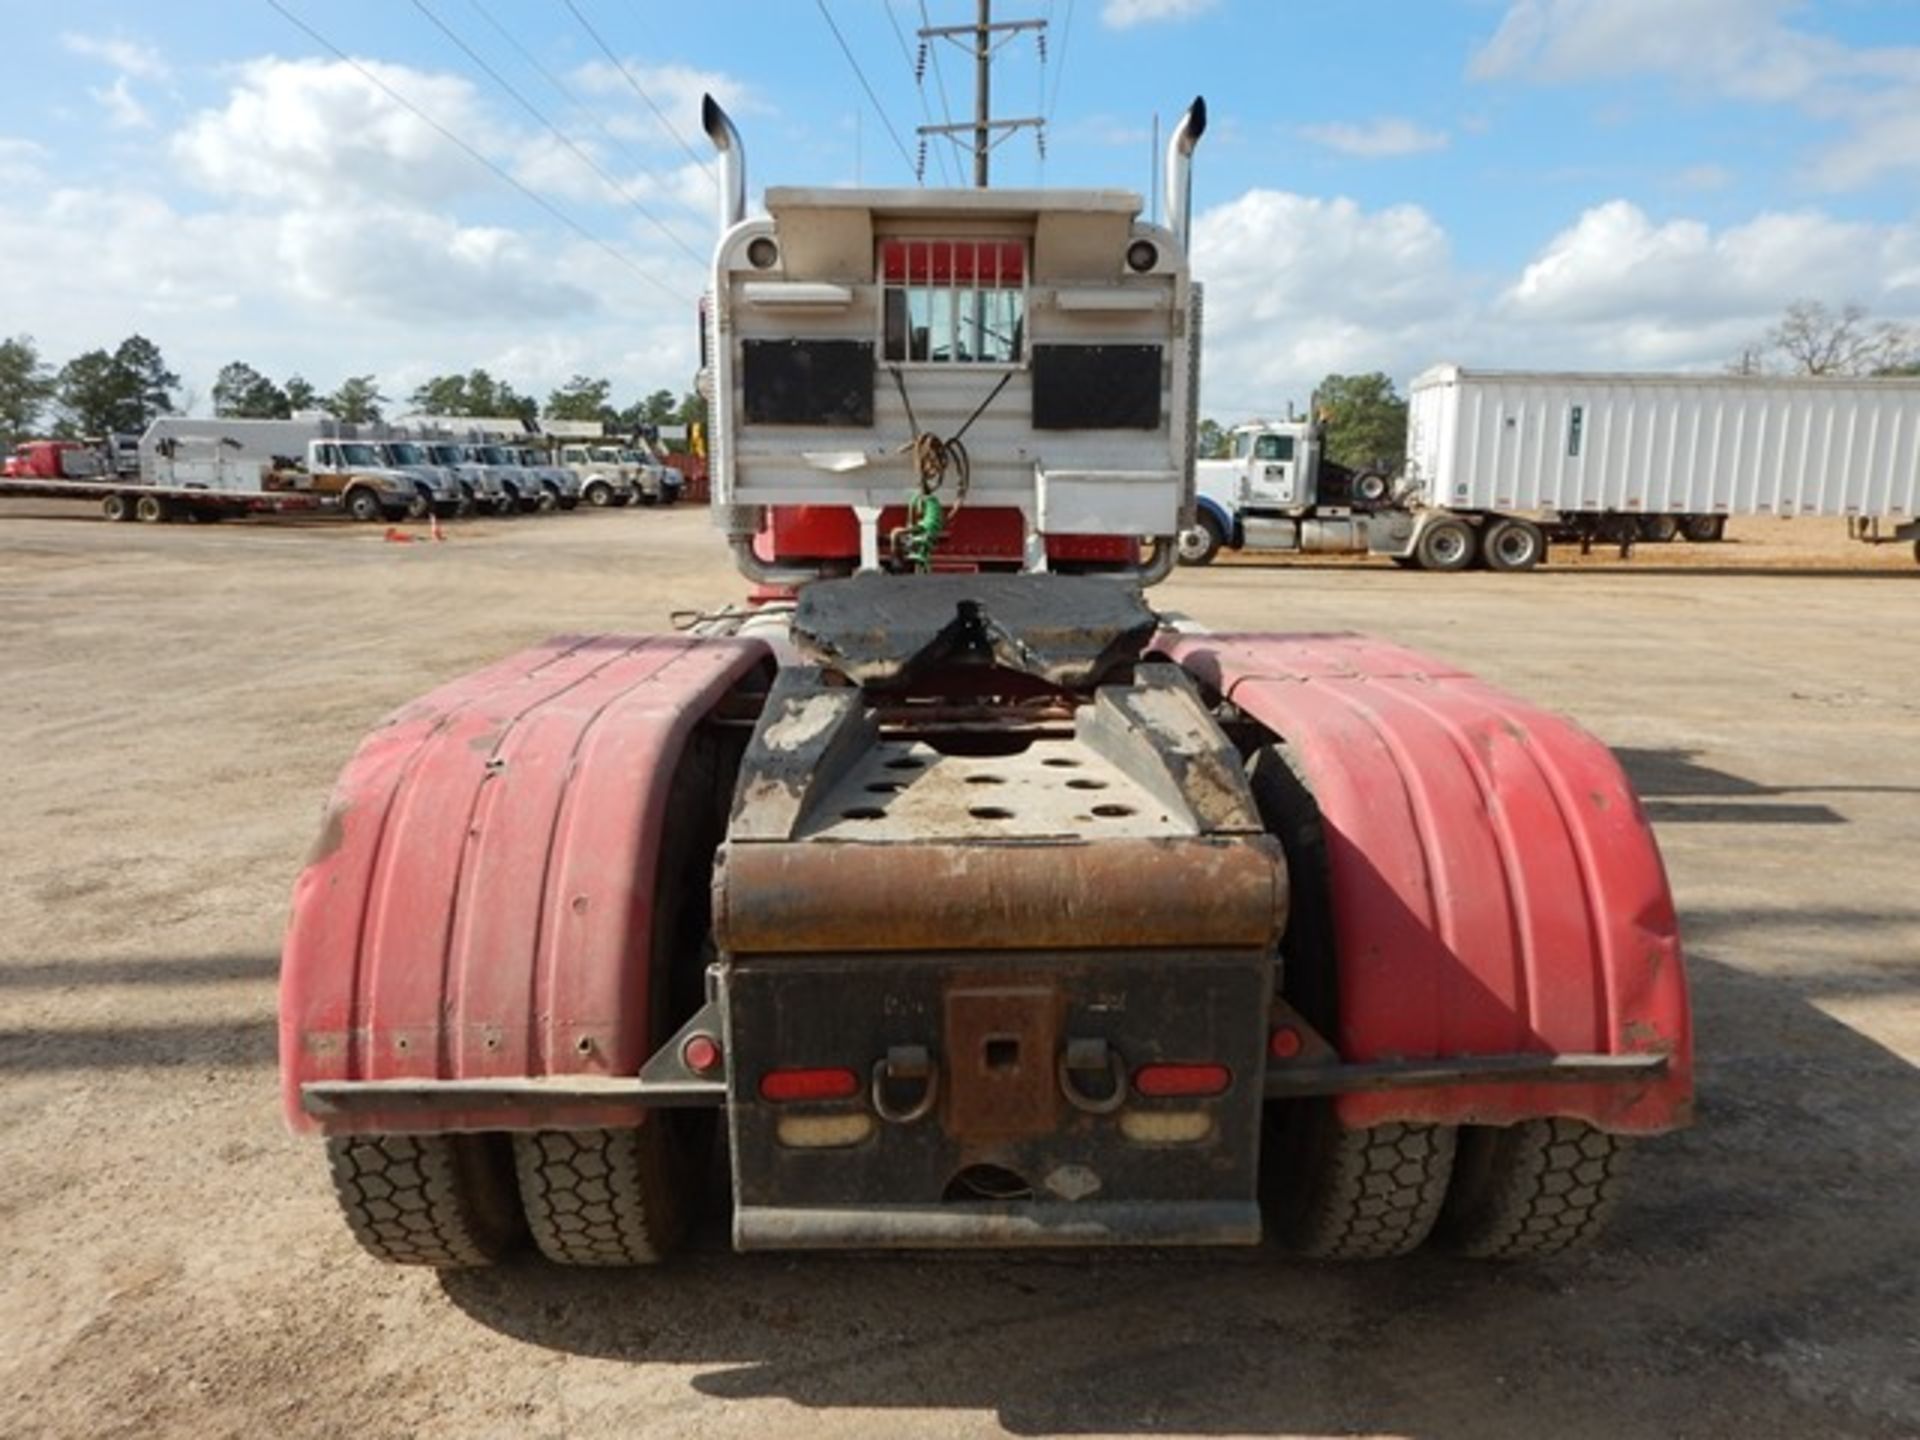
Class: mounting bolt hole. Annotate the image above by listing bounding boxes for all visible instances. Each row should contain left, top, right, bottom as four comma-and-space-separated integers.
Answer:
968, 806, 1014, 821
1065, 778, 1108, 791
884, 756, 925, 771
866, 781, 904, 794
1090, 804, 1135, 818
965, 774, 1006, 786
842, 807, 887, 820
1041, 757, 1081, 769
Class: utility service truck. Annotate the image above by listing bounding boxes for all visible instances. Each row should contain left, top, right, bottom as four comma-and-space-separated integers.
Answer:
0, 434, 327, 523
281, 96, 1690, 1270
1182, 366, 1920, 571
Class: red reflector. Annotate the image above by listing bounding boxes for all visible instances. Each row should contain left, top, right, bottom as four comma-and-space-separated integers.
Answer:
759, 1067, 860, 1102
681, 1033, 722, 1075
1268, 1026, 1303, 1061
1133, 1063, 1231, 1098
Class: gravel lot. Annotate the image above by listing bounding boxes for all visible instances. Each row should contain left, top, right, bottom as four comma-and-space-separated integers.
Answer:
2, 501, 1916, 1440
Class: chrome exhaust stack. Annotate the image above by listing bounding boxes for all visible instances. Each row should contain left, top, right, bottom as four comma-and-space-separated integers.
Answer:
703, 94, 746, 232
1164, 96, 1207, 252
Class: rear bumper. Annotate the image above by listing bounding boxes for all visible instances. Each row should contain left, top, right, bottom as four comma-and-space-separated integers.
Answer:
735, 1201, 1260, 1250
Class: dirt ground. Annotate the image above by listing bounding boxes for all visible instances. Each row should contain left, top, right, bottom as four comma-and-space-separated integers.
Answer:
1, 501, 1915, 1440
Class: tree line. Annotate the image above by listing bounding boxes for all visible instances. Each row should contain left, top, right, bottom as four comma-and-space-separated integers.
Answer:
0, 333, 706, 449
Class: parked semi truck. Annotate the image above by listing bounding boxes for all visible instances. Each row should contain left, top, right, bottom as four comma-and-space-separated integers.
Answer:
281, 95, 1690, 1269
1180, 367, 1920, 570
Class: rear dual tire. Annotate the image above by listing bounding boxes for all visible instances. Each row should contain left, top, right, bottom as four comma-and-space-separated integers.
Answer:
326, 1133, 524, 1267
1248, 742, 1627, 1260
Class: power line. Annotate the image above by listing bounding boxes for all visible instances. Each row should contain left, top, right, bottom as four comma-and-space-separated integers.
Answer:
1047, 0, 1076, 121
259, 0, 688, 303
885, 0, 954, 184
918, 0, 961, 180
465, 0, 711, 253
560, 0, 715, 184
409, 0, 706, 265
814, 0, 919, 181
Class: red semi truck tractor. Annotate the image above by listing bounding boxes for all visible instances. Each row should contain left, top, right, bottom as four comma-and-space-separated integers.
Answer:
280, 96, 1691, 1269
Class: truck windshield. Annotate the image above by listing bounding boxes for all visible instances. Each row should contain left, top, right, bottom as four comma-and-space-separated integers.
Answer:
427, 446, 462, 465
387, 444, 426, 464
592, 447, 623, 463
341, 444, 383, 466
619, 450, 644, 464
478, 447, 510, 464
1232, 432, 1254, 460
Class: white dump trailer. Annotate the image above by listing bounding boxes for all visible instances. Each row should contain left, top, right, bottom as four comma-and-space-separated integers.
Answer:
1179, 368, 1920, 572
1407, 365, 1920, 560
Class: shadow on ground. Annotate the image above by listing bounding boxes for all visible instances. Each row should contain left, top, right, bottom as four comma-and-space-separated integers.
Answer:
440, 922, 1920, 1439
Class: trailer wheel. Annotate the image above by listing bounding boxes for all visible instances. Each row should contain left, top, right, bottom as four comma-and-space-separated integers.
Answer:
101, 494, 132, 523
584, 480, 613, 508
1175, 514, 1226, 566
1435, 1118, 1630, 1259
1247, 744, 1457, 1258
1638, 515, 1679, 543
325, 1133, 525, 1268
1680, 514, 1725, 542
513, 731, 731, 1265
1412, 517, 1476, 572
343, 488, 385, 523
1483, 518, 1545, 572
135, 494, 168, 524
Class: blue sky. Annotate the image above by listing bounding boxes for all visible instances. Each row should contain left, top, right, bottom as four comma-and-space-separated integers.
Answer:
3, 0, 1918, 419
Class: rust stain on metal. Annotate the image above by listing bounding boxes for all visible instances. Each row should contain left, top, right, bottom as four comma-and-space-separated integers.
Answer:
1621, 1018, 1662, 1048
306, 804, 348, 865
717, 837, 1287, 953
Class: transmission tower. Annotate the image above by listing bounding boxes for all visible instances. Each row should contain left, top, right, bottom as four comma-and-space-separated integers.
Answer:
916, 1, 1047, 187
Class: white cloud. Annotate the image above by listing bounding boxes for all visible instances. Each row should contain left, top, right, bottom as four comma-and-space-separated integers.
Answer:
1192, 189, 1461, 414
1186, 186, 1920, 420
0, 138, 46, 184
1503, 200, 1920, 325
61, 31, 169, 80
1300, 118, 1449, 158
92, 76, 153, 131
173, 57, 505, 205
1102, 0, 1218, 29
1470, 0, 1920, 188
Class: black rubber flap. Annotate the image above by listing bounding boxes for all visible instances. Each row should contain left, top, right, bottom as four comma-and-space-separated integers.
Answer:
791, 572, 1158, 689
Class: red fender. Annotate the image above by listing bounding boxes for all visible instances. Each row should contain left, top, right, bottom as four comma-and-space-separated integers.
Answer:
280, 634, 770, 1136
1161, 633, 1692, 1135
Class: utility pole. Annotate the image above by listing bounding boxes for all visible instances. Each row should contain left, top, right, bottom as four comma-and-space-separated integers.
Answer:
973, 0, 991, 187
917, 1, 1047, 188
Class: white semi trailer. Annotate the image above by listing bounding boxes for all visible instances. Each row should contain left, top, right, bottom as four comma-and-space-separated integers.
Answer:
1181, 367, 1920, 571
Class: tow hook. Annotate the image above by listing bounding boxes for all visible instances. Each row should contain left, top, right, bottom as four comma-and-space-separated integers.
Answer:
872, 1044, 939, 1124
1058, 1037, 1127, 1114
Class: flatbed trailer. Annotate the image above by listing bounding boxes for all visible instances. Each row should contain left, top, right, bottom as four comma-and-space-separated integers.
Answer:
0, 475, 327, 522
